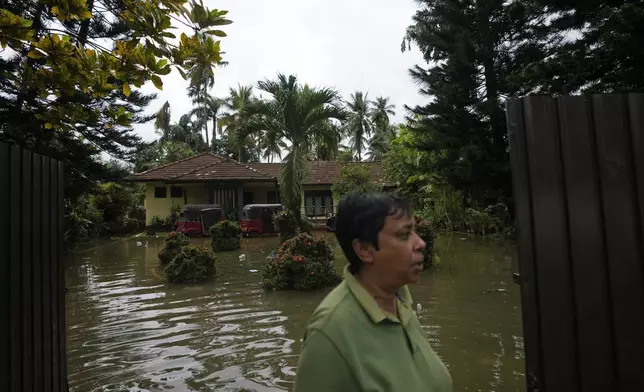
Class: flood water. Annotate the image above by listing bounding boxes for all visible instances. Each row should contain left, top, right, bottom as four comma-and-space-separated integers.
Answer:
65, 233, 525, 392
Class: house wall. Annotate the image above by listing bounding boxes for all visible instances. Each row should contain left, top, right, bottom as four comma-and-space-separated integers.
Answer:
244, 182, 279, 204
142, 182, 340, 224
144, 182, 205, 224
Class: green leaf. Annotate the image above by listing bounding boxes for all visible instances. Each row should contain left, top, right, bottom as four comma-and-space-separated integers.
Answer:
206, 30, 227, 37
27, 50, 43, 59
151, 75, 163, 90
177, 67, 187, 80
123, 82, 131, 97
211, 19, 233, 26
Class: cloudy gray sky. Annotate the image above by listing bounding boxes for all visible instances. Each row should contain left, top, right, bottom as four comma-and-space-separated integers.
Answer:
136, 0, 428, 143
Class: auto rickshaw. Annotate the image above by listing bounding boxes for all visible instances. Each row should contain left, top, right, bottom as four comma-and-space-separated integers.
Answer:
240, 204, 283, 236
175, 204, 226, 237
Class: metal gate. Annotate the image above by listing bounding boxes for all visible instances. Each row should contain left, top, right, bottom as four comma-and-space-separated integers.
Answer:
0, 142, 68, 391
506, 94, 644, 392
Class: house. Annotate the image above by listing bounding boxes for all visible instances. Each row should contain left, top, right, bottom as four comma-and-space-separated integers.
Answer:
129, 152, 387, 225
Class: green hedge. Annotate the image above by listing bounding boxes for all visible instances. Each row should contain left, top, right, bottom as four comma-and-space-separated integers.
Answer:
165, 245, 217, 283
210, 220, 242, 251
261, 233, 341, 291
274, 210, 298, 243
212, 237, 241, 251
158, 231, 191, 265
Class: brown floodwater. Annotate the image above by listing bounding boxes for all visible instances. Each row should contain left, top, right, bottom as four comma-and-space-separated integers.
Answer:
65, 233, 525, 391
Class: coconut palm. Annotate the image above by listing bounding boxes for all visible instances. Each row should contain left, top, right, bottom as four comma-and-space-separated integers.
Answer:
366, 97, 397, 161
247, 73, 346, 222
219, 84, 257, 161
190, 93, 227, 149
345, 91, 372, 161
370, 96, 396, 129
366, 124, 397, 161
311, 119, 343, 161
154, 101, 172, 140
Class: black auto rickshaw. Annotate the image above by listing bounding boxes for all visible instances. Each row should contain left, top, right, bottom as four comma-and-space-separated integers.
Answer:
240, 204, 283, 236
175, 204, 225, 236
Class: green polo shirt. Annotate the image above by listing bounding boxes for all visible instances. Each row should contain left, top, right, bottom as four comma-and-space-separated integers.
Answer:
293, 266, 453, 392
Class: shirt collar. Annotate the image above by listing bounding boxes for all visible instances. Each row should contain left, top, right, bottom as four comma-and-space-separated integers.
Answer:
343, 265, 414, 325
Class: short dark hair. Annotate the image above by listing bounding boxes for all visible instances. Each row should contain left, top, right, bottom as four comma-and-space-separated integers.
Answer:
334, 192, 412, 274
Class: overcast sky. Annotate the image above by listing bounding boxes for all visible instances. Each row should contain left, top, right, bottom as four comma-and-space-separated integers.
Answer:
135, 0, 428, 142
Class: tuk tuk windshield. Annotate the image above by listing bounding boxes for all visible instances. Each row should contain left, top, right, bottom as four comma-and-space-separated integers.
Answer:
182, 209, 200, 221
242, 205, 281, 220
242, 208, 260, 220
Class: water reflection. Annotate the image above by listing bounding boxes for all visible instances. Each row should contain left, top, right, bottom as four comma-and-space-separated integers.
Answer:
65, 233, 525, 391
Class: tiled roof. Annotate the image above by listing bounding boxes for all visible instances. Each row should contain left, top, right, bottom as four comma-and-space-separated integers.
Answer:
131, 153, 226, 181
130, 153, 385, 184
180, 159, 277, 181
248, 161, 385, 185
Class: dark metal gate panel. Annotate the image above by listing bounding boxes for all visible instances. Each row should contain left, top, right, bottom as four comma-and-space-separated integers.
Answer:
506, 94, 644, 392
0, 143, 67, 391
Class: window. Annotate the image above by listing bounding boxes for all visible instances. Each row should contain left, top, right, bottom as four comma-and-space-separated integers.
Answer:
170, 186, 183, 198
154, 186, 167, 198
304, 190, 333, 216
267, 191, 278, 204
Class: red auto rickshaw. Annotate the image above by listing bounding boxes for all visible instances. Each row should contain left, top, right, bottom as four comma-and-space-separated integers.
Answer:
175, 204, 225, 237
240, 204, 283, 236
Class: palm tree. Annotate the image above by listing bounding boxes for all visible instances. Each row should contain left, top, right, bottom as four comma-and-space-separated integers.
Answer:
345, 91, 372, 161
153, 101, 172, 140
247, 74, 346, 222
311, 119, 343, 161
191, 93, 227, 150
260, 127, 286, 163
370, 96, 396, 129
170, 114, 206, 151
219, 84, 256, 161
366, 124, 397, 161
187, 73, 214, 146
366, 96, 397, 161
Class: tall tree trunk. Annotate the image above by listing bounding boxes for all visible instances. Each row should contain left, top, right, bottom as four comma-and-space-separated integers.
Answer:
202, 87, 209, 148
212, 117, 217, 147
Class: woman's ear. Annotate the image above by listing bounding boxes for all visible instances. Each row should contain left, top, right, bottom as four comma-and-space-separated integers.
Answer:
352, 239, 375, 265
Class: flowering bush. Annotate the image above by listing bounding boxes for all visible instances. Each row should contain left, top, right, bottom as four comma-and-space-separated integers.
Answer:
414, 217, 436, 268
210, 220, 242, 251
165, 245, 217, 283
158, 231, 191, 265
261, 233, 341, 291
274, 209, 299, 243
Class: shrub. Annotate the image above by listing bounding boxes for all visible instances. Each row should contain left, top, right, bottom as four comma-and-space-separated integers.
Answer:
414, 217, 436, 269
64, 195, 102, 246
299, 217, 313, 234
150, 215, 166, 229
210, 220, 242, 251
158, 231, 191, 265
166, 204, 181, 226
274, 209, 299, 243
261, 233, 341, 291
210, 220, 242, 238
165, 245, 217, 283
212, 236, 241, 251
331, 164, 377, 200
